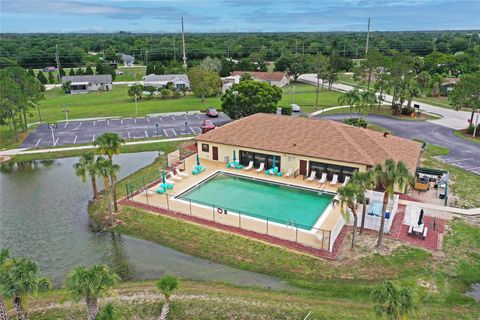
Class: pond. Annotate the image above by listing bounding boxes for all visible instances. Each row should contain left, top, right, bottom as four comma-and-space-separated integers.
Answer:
0, 152, 289, 290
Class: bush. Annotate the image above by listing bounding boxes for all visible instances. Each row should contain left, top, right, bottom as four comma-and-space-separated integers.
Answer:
281, 105, 292, 115
344, 118, 368, 128
466, 124, 480, 137
401, 106, 415, 116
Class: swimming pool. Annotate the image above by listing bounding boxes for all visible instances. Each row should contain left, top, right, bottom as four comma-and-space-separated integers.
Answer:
178, 172, 334, 230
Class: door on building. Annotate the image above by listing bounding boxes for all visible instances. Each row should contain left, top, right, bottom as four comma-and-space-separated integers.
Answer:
299, 160, 307, 176
212, 146, 218, 161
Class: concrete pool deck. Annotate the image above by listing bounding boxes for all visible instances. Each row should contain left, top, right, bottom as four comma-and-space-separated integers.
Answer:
128, 154, 346, 253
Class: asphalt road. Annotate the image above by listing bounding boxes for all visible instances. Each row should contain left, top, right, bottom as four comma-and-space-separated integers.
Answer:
22, 112, 231, 148
315, 114, 480, 175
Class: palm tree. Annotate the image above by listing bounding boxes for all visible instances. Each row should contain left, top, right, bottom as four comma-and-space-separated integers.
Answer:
374, 72, 389, 111
0, 249, 10, 320
157, 274, 179, 320
0, 256, 50, 320
357, 90, 377, 116
96, 157, 120, 227
66, 265, 119, 320
405, 78, 421, 108
352, 171, 375, 235
337, 181, 364, 249
73, 152, 100, 199
371, 280, 415, 320
94, 133, 124, 212
430, 73, 443, 97
373, 159, 414, 247
338, 88, 361, 117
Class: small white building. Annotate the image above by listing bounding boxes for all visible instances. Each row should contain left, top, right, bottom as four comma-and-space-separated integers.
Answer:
61, 75, 112, 94
142, 74, 190, 90
230, 71, 290, 87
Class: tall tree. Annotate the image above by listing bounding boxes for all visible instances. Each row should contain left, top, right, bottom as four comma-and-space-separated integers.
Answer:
200, 56, 222, 73
96, 157, 120, 226
221, 80, 282, 119
449, 71, 480, 131
338, 88, 361, 117
357, 90, 377, 116
69, 68, 76, 76
85, 66, 94, 75
48, 71, 55, 84
66, 265, 119, 320
187, 66, 221, 101
352, 171, 375, 234
311, 54, 328, 108
361, 49, 386, 89
337, 181, 365, 249
156, 274, 179, 320
36, 70, 48, 84
374, 71, 389, 111
73, 152, 100, 199
0, 255, 50, 320
127, 84, 143, 101
373, 159, 413, 247
371, 280, 415, 320
94, 133, 124, 213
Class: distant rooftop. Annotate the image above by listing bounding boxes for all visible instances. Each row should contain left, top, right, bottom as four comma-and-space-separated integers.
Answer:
61, 74, 112, 84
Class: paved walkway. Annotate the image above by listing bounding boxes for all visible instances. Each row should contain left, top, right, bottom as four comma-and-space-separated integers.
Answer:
298, 74, 472, 130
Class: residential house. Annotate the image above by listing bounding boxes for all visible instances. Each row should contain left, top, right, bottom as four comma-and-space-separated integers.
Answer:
439, 77, 459, 96
230, 71, 290, 87
61, 75, 112, 94
142, 74, 190, 90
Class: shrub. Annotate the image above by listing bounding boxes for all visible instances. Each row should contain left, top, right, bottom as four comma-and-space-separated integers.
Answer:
466, 124, 480, 137
172, 90, 181, 99
281, 105, 292, 115
401, 106, 415, 116
344, 118, 368, 128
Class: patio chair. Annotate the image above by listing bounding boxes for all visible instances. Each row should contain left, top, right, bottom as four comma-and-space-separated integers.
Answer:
244, 161, 254, 171
256, 162, 265, 173
422, 227, 428, 239
175, 168, 188, 177
330, 174, 338, 185
306, 171, 316, 182
342, 176, 350, 186
318, 173, 327, 184
169, 171, 182, 181
408, 225, 413, 235
284, 168, 293, 177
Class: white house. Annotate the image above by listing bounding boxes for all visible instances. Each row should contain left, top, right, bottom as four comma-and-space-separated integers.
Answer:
142, 74, 190, 90
61, 75, 112, 94
230, 71, 290, 87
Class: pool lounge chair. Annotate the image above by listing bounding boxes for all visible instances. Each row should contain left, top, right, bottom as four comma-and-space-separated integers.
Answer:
266, 167, 279, 175
169, 171, 182, 181
256, 162, 265, 173
244, 161, 254, 171
192, 165, 206, 175
330, 174, 338, 185
175, 168, 188, 177
306, 171, 316, 182
318, 173, 327, 184
342, 176, 350, 186
284, 168, 293, 177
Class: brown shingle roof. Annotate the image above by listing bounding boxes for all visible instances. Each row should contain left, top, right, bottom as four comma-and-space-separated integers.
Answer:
231, 71, 287, 81
197, 113, 421, 172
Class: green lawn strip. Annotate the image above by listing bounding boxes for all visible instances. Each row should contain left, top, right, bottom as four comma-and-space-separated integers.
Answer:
321, 105, 440, 121
279, 83, 343, 113
0, 125, 37, 150
453, 130, 480, 144
8, 140, 185, 162
421, 144, 480, 208
366, 123, 393, 133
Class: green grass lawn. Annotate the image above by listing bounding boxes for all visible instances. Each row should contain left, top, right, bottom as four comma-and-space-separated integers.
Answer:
321, 104, 441, 121
279, 83, 342, 113
453, 130, 480, 144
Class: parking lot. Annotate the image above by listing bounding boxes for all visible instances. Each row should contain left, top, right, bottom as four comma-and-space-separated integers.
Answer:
22, 112, 231, 148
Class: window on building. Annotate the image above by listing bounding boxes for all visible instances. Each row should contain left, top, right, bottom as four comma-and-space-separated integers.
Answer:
309, 161, 358, 182
202, 144, 209, 152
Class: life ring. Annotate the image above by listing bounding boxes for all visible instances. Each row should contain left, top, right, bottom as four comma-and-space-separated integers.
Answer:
217, 208, 223, 214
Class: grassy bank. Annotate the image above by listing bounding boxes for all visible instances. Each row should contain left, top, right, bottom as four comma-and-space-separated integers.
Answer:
421, 144, 480, 208
453, 129, 480, 144
83, 142, 480, 318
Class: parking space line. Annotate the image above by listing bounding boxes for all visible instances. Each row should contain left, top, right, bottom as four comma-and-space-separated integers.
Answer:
121, 119, 123, 125
92, 134, 95, 142
172, 115, 175, 120
127, 131, 131, 139
93, 121, 96, 126
190, 126, 202, 135
195, 114, 200, 119
146, 117, 150, 123
54, 137, 59, 146
184, 114, 188, 119
78, 122, 82, 128
144, 130, 149, 138
35, 138, 41, 148
74, 136, 77, 144
64, 122, 68, 128
107, 119, 110, 126
134, 118, 137, 124
158, 116, 163, 122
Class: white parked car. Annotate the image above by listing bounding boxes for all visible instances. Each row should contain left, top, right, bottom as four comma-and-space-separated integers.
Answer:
291, 104, 301, 112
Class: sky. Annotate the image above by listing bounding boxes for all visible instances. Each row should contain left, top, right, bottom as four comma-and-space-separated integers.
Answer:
1, 0, 479, 33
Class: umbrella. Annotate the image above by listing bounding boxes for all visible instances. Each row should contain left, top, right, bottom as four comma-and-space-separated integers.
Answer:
196, 153, 200, 166
417, 209, 424, 226
162, 170, 166, 184
233, 150, 236, 162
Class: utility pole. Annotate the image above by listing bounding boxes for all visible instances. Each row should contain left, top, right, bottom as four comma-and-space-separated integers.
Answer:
55, 44, 61, 81
181, 17, 187, 70
145, 50, 149, 66
173, 36, 176, 60
365, 17, 371, 56
343, 37, 347, 57
295, 40, 298, 55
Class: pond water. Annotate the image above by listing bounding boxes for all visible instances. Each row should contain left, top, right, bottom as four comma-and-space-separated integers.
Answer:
0, 152, 288, 290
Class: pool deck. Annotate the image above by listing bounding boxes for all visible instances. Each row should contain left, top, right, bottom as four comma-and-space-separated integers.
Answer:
133, 154, 344, 234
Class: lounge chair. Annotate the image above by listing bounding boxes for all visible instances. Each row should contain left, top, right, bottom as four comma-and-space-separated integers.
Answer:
169, 171, 182, 181
422, 227, 428, 239
284, 168, 293, 177
192, 165, 206, 175
408, 225, 413, 235
266, 167, 279, 175
256, 162, 265, 173
318, 173, 327, 184
306, 171, 316, 182
330, 174, 338, 185
342, 176, 350, 186
175, 168, 188, 177
244, 161, 254, 171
